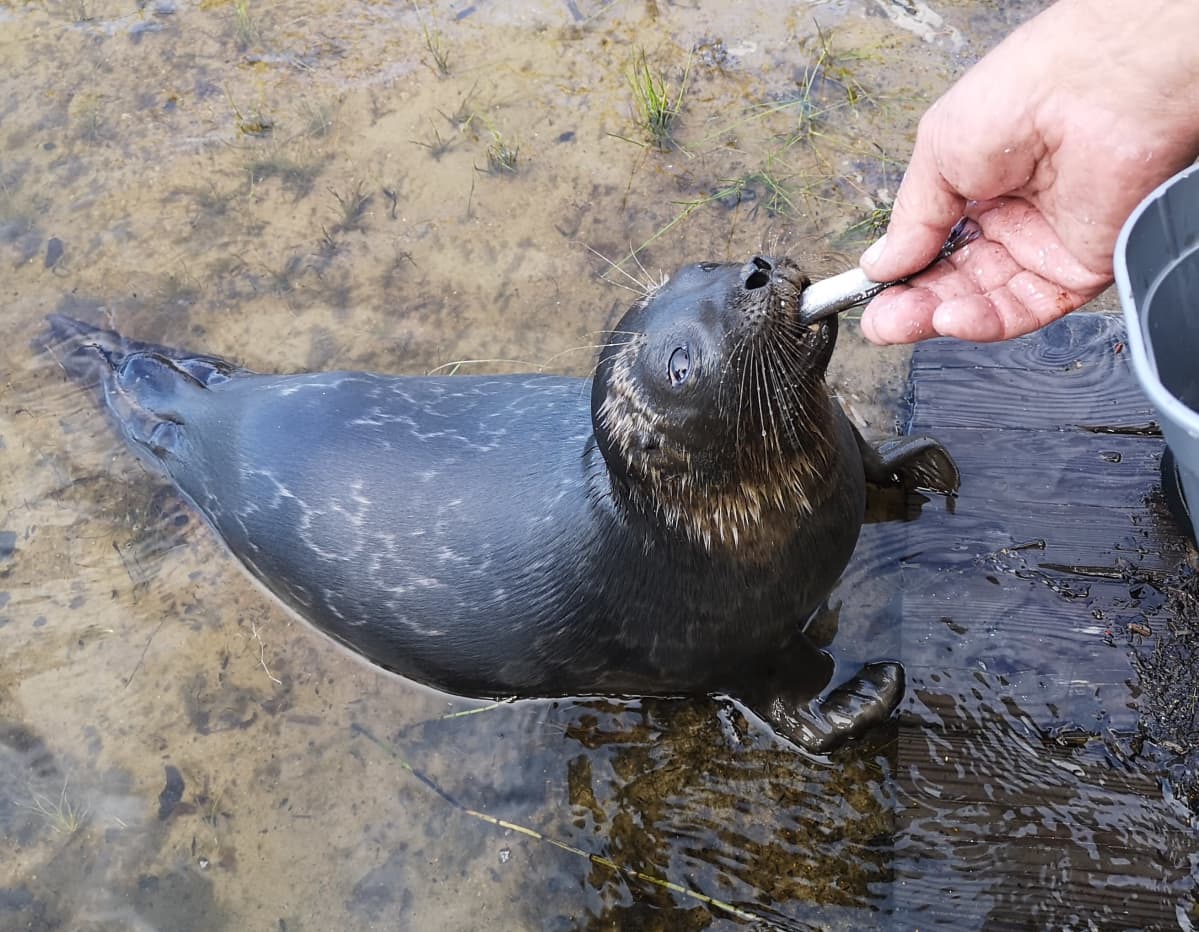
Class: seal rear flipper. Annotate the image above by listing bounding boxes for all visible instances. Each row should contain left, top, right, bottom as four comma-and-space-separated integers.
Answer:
44, 314, 240, 389
44, 315, 231, 464
757, 661, 905, 755
860, 434, 960, 495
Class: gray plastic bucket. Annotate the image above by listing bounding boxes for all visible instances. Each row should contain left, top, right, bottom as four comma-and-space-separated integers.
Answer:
1114, 163, 1199, 542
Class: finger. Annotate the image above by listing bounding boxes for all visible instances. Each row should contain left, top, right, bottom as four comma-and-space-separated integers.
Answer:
946, 233, 1023, 292
859, 250, 990, 345
930, 294, 1021, 342
859, 286, 937, 345
859, 106, 967, 282
866, 232, 1105, 344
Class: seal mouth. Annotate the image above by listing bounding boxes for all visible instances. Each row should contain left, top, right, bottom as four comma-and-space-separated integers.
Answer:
719, 254, 834, 423
728, 254, 816, 339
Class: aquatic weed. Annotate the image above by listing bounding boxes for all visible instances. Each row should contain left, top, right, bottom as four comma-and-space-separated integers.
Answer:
735, 154, 804, 217
412, 123, 458, 160
262, 252, 309, 296
353, 723, 769, 925
302, 99, 338, 139
226, 92, 274, 137
437, 81, 480, 130
627, 48, 691, 151
411, 1, 450, 76
328, 181, 372, 234
21, 778, 89, 836
484, 126, 519, 175
842, 200, 893, 243
71, 92, 110, 144
423, 26, 451, 76
317, 181, 372, 257
786, 24, 874, 143
232, 0, 261, 49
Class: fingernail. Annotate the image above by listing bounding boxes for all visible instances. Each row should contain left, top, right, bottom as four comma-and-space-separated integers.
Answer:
861, 234, 888, 267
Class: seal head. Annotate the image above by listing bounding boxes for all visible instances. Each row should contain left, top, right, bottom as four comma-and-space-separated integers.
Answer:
593, 255, 838, 552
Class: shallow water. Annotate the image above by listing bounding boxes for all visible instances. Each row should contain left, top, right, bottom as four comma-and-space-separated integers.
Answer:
1, 0, 1194, 929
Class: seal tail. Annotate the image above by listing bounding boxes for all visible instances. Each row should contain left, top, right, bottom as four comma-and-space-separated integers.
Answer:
44, 314, 239, 462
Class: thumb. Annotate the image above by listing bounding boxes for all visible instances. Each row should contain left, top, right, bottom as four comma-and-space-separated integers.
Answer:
860, 128, 967, 281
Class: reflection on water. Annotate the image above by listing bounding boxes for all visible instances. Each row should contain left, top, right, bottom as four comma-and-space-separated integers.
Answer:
898, 673, 1195, 929
1, 0, 1195, 928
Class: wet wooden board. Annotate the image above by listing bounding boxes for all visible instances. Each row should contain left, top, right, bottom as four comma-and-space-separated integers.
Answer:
889, 311, 1194, 928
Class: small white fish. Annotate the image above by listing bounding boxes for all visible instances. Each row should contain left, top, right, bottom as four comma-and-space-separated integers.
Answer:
798, 218, 981, 324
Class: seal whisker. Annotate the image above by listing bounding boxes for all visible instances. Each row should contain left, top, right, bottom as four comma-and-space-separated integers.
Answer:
762, 340, 802, 453
578, 242, 655, 296
601, 278, 651, 297
759, 340, 783, 460
426, 357, 543, 376
753, 343, 775, 476
579, 242, 666, 297
541, 342, 637, 369
718, 337, 742, 448
627, 247, 665, 296
715, 330, 751, 442
731, 337, 753, 452
763, 345, 790, 458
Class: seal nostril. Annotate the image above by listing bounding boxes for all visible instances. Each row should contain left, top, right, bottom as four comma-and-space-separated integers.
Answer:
744, 256, 773, 290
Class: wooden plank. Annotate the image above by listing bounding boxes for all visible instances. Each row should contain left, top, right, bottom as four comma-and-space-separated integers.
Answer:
908, 369, 1156, 431
892, 705, 1190, 928
853, 497, 1179, 576
914, 427, 1165, 510
906, 312, 1155, 431
908, 310, 1126, 371
889, 312, 1193, 926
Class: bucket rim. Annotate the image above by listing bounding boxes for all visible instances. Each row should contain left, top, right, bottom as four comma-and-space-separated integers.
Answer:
1114, 162, 1199, 436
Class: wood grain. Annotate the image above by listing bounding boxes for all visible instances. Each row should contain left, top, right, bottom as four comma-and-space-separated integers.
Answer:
887, 311, 1194, 927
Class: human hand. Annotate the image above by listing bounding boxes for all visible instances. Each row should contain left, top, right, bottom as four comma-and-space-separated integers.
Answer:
859, 0, 1199, 345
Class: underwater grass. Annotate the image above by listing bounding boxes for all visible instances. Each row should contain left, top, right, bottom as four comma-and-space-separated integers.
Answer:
841, 199, 893, 243
411, 0, 450, 76
626, 48, 691, 151
484, 126, 519, 175
21, 779, 89, 836
232, 0, 261, 49
352, 722, 768, 925
412, 123, 457, 160
225, 90, 274, 137
609, 24, 907, 275
329, 181, 372, 234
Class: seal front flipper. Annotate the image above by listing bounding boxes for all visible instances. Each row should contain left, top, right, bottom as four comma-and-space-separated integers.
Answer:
757, 661, 906, 755
859, 432, 960, 495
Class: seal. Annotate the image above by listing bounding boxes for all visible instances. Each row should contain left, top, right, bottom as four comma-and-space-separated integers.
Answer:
46, 253, 958, 753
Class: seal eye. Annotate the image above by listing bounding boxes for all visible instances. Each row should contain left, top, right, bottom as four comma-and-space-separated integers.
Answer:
668, 345, 691, 386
